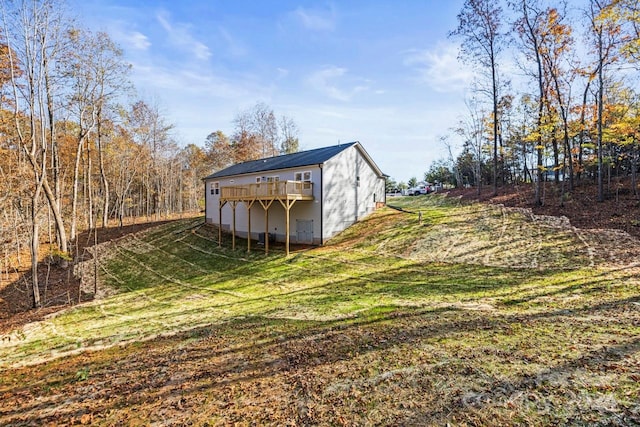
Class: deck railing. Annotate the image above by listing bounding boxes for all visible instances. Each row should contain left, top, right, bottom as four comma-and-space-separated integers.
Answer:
220, 180, 313, 200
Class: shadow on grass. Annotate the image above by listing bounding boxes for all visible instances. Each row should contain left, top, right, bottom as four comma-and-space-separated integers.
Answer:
2, 291, 639, 425
3, 203, 639, 423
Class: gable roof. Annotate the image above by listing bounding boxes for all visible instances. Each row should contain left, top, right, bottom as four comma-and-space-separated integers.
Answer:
204, 141, 361, 180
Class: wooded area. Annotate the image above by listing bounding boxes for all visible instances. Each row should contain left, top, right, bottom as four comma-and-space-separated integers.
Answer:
422, 0, 640, 207
0, 0, 300, 309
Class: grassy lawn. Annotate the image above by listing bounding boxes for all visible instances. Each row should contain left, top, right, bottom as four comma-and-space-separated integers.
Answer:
1, 195, 639, 425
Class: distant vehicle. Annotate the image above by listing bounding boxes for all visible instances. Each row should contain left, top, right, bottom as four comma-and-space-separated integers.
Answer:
407, 182, 432, 196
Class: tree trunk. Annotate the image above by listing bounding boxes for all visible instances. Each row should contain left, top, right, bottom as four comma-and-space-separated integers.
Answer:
87, 140, 94, 230
552, 130, 559, 183
597, 31, 605, 202
492, 58, 499, 197
560, 135, 567, 207
70, 137, 85, 241
30, 195, 41, 308
97, 119, 110, 228
577, 81, 591, 185
564, 122, 574, 191
632, 142, 638, 197
40, 177, 68, 267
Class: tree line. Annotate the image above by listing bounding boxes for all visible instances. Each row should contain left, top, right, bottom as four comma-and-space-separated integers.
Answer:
0, 0, 299, 308
419, 0, 640, 206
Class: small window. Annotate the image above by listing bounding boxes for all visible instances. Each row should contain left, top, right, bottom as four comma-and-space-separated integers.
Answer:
211, 182, 219, 195
267, 176, 279, 182
295, 171, 312, 182
256, 177, 262, 183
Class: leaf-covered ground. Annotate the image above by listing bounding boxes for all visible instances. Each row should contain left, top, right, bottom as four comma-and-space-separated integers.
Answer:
1, 195, 640, 426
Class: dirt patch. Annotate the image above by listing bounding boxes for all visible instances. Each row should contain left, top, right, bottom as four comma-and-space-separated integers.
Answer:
446, 180, 640, 239
0, 217, 190, 334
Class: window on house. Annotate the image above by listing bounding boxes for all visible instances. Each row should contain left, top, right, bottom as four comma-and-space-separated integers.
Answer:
267, 176, 279, 182
295, 171, 311, 181
295, 171, 312, 190
211, 182, 219, 195
256, 177, 262, 183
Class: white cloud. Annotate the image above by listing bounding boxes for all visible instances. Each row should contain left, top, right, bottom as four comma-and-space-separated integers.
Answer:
132, 61, 266, 100
127, 31, 151, 50
156, 10, 211, 61
293, 6, 336, 31
218, 27, 247, 57
277, 68, 290, 79
106, 25, 151, 52
307, 66, 369, 102
403, 42, 473, 93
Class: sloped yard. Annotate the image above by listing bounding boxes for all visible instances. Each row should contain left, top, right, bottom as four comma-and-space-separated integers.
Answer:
1, 195, 639, 425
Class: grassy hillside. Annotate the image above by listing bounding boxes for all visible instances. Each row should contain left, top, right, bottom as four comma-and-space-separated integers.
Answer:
1, 195, 639, 425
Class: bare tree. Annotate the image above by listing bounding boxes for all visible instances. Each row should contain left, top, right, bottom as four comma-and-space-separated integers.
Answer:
127, 100, 174, 218
250, 102, 278, 157
450, 0, 505, 196
586, 0, 622, 202
455, 98, 487, 196
89, 31, 131, 228
204, 130, 233, 170
232, 102, 281, 159
107, 123, 139, 227
533, 4, 576, 196
2, 0, 71, 307
63, 28, 99, 241
512, 0, 549, 206
441, 135, 463, 188
179, 143, 209, 211
279, 115, 300, 154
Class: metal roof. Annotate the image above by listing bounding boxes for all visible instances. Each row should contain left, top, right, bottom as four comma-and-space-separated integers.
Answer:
204, 141, 362, 180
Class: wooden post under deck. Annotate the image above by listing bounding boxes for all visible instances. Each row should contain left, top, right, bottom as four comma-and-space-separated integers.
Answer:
278, 198, 297, 257
218, 200, 227, 247
231, 201, 238, 250
265, 209, 269, 254
246, 200, 255, 252
259, 199, 274, 255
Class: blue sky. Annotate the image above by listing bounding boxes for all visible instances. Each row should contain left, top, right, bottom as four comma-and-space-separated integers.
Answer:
70, 0, 472, 183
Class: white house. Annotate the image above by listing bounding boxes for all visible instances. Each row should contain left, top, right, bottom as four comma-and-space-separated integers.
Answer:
203, 141, 386, 255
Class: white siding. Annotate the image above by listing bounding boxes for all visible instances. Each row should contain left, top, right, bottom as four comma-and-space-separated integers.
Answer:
322, 145, 385, 242
204, 165, 323, 244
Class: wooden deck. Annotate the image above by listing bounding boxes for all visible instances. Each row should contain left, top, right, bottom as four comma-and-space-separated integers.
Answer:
217, 180, 313, 256
220, 180, 313, 202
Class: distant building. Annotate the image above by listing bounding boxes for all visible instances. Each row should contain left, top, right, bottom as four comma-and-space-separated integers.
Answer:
203, 141, 386, 255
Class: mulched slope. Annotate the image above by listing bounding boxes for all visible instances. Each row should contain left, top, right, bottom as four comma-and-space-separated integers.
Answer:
446, 180, 640, 239
0, 220, 175, 334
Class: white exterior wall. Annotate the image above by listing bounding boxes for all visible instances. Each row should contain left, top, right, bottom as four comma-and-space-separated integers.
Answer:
321, 145, 386, 242
204, 165, 323, 244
